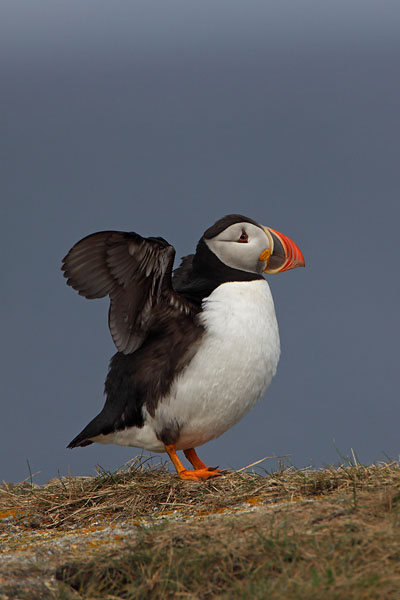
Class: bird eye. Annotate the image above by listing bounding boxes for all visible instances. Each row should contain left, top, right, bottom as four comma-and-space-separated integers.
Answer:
238, 232, 249, 243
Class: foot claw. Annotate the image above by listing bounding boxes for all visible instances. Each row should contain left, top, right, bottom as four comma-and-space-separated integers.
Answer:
208, 466, 229, 474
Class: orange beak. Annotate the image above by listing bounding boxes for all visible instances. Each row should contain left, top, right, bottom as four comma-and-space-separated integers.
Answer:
261, 227, 305, 274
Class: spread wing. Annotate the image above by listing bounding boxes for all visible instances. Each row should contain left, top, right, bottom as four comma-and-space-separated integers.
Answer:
62, 230, 194, 354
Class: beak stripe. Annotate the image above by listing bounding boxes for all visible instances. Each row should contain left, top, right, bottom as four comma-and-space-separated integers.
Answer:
262, 227, 305, 274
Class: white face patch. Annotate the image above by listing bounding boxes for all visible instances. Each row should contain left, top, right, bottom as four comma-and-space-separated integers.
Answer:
204, 222, 271, 274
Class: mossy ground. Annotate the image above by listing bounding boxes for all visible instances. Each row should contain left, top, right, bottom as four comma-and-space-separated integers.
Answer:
1, 458, 400, 599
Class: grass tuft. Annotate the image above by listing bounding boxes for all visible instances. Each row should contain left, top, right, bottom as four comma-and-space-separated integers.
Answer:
1, 458, 400, 599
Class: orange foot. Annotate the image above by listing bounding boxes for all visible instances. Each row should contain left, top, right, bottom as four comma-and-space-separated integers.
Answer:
178, 467, 227, 481
164, 444, 229, 481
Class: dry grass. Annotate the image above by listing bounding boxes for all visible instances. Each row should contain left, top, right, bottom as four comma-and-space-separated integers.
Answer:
1, 458, 400, 598
2, 457, 399, 527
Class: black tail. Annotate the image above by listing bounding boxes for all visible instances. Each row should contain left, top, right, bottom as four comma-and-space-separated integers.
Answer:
67, 436, 93, 448
67, 417, 101, 448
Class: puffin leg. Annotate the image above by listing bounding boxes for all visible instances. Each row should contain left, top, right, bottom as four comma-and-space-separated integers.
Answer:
183, 448, 207, 469
165, 444, 226, 481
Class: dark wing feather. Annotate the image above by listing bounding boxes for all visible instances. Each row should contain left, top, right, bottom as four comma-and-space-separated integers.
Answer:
62, 230, 193, 354
172, 254, 194, 291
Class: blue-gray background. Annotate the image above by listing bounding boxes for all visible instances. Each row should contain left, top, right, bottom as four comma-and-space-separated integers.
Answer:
2, 1, 399, 484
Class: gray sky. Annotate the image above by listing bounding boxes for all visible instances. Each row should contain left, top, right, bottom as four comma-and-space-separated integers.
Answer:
2, 1, 399, 484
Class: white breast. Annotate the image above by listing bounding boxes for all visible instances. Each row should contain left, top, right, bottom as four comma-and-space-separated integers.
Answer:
151, 279, 281, 450
103, 280, 280, 452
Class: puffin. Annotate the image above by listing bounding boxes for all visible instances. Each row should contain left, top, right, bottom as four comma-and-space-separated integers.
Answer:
62, 214, 304, 480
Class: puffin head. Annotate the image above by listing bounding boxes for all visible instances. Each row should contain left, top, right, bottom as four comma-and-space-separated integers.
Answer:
198, 214, 305, 278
